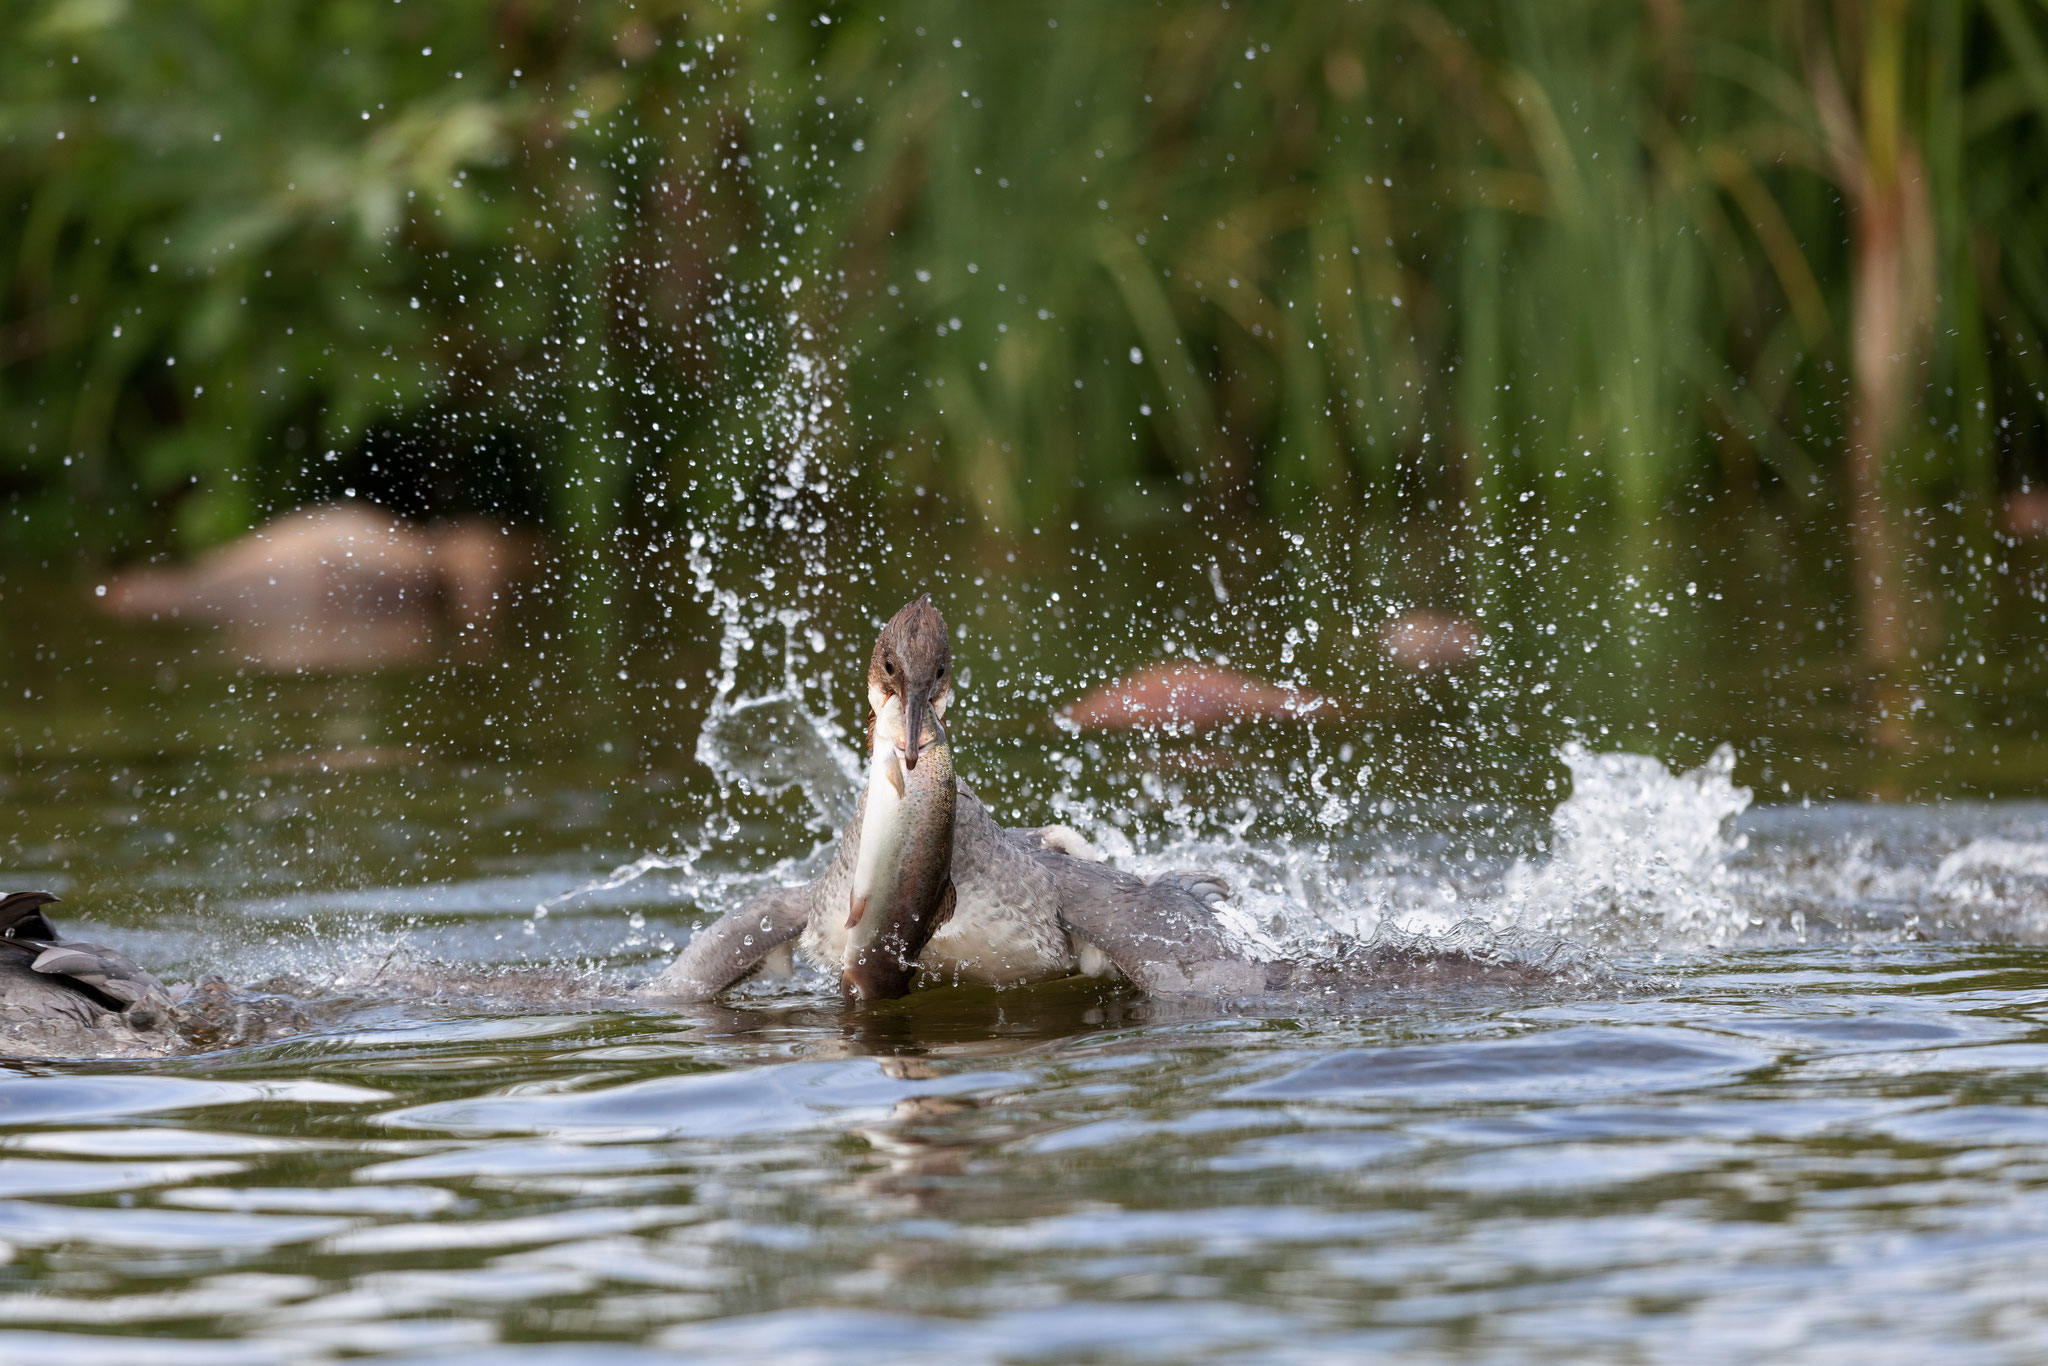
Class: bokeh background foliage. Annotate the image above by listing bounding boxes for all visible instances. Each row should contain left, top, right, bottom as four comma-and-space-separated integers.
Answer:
3, 0, 2046, 583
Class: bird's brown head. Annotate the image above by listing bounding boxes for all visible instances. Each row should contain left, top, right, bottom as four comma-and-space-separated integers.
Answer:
867, 595, 951, 770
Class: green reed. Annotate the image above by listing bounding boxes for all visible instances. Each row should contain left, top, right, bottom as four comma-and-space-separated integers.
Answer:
2, 0, 2045, 609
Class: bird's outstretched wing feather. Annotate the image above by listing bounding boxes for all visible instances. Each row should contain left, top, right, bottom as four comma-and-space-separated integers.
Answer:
1029, 846, 1275, 997
648, 885, 810, 1001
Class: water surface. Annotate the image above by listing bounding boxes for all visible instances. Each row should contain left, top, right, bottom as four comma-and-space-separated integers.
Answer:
6, 561, 2048, 1363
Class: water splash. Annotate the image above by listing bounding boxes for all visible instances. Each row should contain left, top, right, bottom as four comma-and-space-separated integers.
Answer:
1497, 743, 1752, 949
694, 690, 863, 833
519, 250, 873, 960
1039, 742, 1746, 961
1731, 808, 2048, 944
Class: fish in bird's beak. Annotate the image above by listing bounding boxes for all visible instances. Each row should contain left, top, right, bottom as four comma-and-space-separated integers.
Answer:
844, 596, 960, 1000
846, 698, 957, 999
867, 595, 952, 773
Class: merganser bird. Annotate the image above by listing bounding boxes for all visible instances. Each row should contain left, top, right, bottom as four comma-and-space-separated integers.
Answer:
0, 891, 176, 1033
651, 596, 1298, 1003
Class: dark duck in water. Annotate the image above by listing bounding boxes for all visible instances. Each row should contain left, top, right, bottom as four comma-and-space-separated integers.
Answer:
0, 891, 177, 1041
652, 597, 1557, 1005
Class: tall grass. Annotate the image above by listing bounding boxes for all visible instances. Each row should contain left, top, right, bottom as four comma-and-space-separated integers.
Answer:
835, 2, 2047, 527
2, 1, 2045, 623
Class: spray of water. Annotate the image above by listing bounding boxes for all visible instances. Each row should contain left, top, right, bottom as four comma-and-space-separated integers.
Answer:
1496, 744, 1752, 949
312, 26, 2036, 994
531, 157, 861, 951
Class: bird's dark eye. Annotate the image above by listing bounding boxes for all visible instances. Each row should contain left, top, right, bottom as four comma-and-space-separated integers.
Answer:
937, 665, 946, 677
883, 659, 895, 676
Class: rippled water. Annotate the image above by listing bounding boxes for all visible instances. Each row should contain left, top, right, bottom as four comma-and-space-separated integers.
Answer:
7, 933, 2048, 1362
9, 570, 2048, 1363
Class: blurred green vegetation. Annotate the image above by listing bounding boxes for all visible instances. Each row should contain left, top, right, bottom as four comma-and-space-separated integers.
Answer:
3, 0, 2046, 579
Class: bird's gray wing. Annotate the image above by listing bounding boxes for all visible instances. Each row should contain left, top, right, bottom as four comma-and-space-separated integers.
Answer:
22, 938, 175, 1030
647, 885, 811, 1001
0, 952, 108, 1028
1028, 845, 1276, 998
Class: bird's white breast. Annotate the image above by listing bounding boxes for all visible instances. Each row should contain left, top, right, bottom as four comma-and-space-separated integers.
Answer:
911, 833, 1077, 986
801, 783, 1089, 990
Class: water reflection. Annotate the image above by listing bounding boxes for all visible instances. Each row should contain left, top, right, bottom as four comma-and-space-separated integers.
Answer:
9, 509, 2048, 1358
0, 947, 2036, 1358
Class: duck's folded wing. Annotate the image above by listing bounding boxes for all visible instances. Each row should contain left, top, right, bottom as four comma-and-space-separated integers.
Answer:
1035, 850, 1276, 998
25, 939, 175, 1028
647, 886, 810, 1001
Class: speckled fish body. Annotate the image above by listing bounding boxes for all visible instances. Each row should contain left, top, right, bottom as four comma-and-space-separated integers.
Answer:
842, 705, 956, 1000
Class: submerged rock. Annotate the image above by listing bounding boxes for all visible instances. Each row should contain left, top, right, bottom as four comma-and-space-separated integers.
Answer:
1063, 662, 1340, 731
2001, 487, 2048, 538
1378, 610, 1483, 672
96, 501, 541, 669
